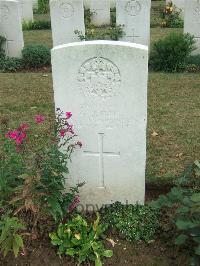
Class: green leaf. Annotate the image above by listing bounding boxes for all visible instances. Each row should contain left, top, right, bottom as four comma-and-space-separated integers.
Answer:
14, 234, 24, 248
176, 220, 195, 230
191, 193, 200, 203
13, 240, 20, 257
103, 249, 113, 257
66, 248, 76, 256
195, 245, 200, 255
95, 255, 102, 266
175, 234, 188, 245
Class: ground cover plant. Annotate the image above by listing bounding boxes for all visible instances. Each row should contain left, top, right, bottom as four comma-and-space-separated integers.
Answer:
101, 203, 159, 243
151, 161, 200, 265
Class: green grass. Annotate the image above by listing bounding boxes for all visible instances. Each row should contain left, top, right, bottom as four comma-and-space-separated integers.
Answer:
22, 28, 183, 50
0, 72, 199, 184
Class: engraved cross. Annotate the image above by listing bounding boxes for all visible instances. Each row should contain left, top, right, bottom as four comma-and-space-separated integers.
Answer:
127, 28, 140, 42
83, 133, 120, 188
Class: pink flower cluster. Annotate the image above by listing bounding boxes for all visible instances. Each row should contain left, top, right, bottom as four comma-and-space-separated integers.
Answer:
5, 123, 29, 145
35, 115, 45, 124
59, 112, 74, 138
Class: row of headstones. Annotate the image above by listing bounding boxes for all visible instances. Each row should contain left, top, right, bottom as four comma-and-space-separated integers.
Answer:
0, 0, 200, 58
50, 0, 151, 47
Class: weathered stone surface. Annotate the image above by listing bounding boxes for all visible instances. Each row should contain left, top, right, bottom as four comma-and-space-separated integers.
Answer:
51, 40, 148, 208
50, 0, 85, 46
0, 0, 24, 57
90, 0, 110, 26
184, 0, 200, 54
116, 0, 151, 46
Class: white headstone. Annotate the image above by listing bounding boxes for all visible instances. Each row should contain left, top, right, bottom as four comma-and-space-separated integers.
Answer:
18, 0, 33, 21
50, 0, 85, 46
0, 0, 24, 57
51, 40, 148, 208
166, 0, 184, 17
110, 0, 116, 9
90, 0, 110, 26
116, 0, 151, 46
84, 0, 90, 9
184, 0, 200, 54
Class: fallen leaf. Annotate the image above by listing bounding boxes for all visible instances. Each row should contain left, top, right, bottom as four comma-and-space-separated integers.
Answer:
74, 233, 81, 240
151, 131, 159, 137
106, 238, 117, 247
176, 153, 183, 158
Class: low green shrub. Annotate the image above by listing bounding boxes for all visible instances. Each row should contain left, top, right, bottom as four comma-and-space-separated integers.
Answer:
23, 20, 51, 30
151, 161, 200, 266
22, 44, 51, 68
49, 213, 113, 265
149, 32, 196, 72
0, 56, 22, 72
101, 202, 159, 243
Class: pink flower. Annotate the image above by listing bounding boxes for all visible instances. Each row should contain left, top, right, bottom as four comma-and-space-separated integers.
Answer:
15, 132, 26, 145
67, 124, 74, 134
59, 129, 65, 138
68, 196, 80, 213
18, 123, 29, 131
76, 141, 82, 148
35, 115, 45, 124
66, 112, 72, 119
6, 130, 19, 140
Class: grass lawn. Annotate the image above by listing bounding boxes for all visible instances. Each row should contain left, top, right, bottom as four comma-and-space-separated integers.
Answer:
1, 72, 199, 184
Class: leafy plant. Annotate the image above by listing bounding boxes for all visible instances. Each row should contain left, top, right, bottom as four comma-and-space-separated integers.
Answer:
49, 213, 113, 265
0, 56, 22, 72
0, 109, 82, 224
161, 1, 183, 28
23, 20, 51, 30
0, 216, 25, 257
149, 32, 196, 72
101, 202, 159, 243
22, 44, 51, 68
151, 161, 200, 266
75, 25, 124, 41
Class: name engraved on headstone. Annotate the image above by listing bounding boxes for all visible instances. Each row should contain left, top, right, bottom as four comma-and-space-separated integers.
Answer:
77, 57, 121, 98
75, 105, 134, 129
0, 5, 9, 22
125, 0, 141, 16
60, 2, 74, 18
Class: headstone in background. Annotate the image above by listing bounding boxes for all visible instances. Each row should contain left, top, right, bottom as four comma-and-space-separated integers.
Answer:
184, 0, 200, 54
84, 0, 90, 9
90, 0, 110, 26
116, 0, 151, 46
110, 0, 116, 9
19, 0, 34, 21
0, 0, 24, 57
50, 0, 85, 46
51, 40, 148, 208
